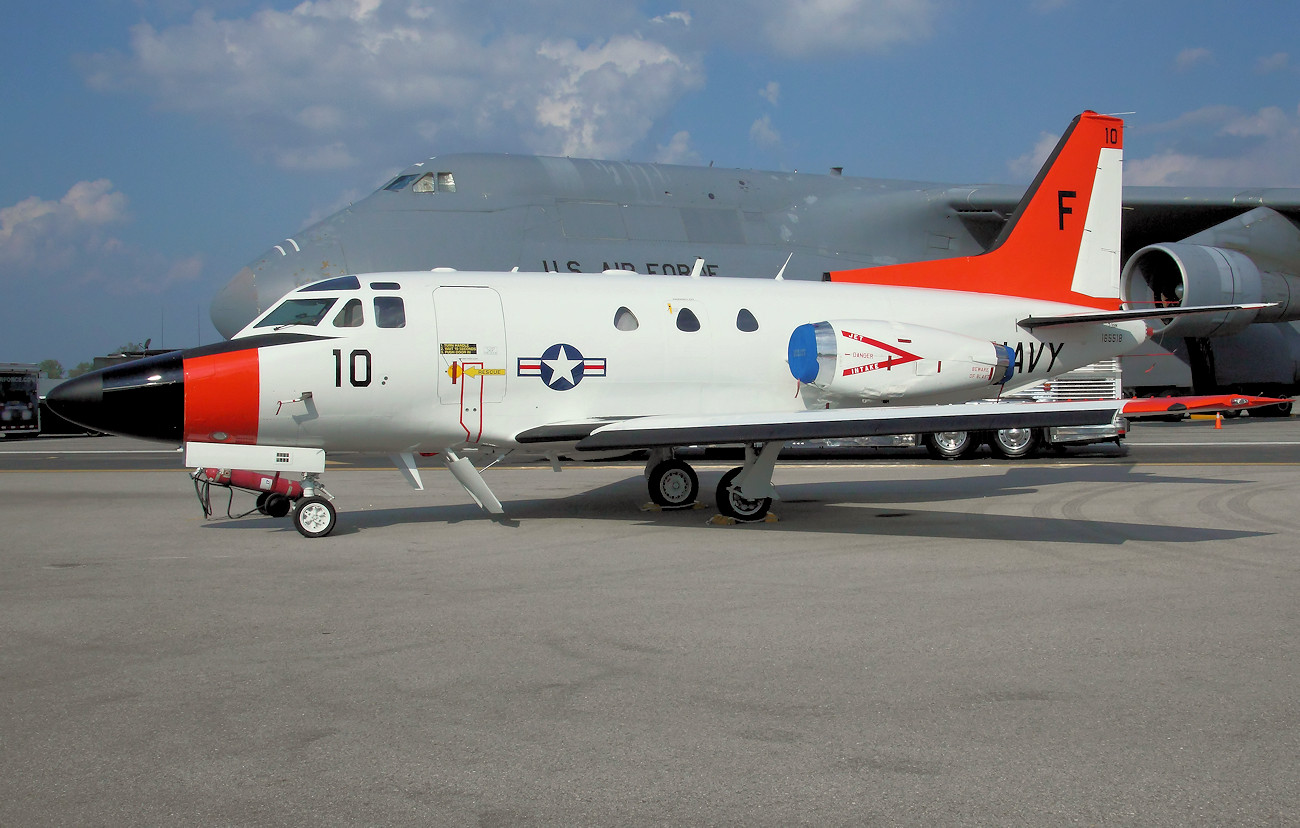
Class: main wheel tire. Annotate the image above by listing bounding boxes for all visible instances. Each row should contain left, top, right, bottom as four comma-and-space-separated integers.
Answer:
293, 496, 337, 538
923, 431, 978, 461
716, 467, 771, 522
648, 459, 699, 508
988, 427, 1037, 460
263, 493, 291, 518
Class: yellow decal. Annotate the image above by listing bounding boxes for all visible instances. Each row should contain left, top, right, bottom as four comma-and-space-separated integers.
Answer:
440, 343, 478, 355
446, 363, 502, 380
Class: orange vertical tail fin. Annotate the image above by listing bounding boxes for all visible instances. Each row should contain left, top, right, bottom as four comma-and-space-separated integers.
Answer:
830, 111, 1124, 310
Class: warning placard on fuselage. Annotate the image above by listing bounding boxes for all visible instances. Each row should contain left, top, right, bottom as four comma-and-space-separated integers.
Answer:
440, 343, 477, 355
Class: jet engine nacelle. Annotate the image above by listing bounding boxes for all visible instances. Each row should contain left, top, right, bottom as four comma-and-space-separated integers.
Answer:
1121, 242, 1296, 338
788, 320, 1014, 403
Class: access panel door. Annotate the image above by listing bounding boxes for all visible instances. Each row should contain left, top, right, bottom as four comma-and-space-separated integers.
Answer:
433, 287, 507, 442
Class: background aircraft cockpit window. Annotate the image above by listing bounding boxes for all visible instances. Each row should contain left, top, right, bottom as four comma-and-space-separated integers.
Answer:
676, 307, 701, 332
614, 306, 639, 331
375, 297, 406, 328
333, 299, 364, 328
255, 298, 337, 328
437, 172, 456, 192
301, 275, 360, 292
413, 173, 436, 193
369, 281, 401, 290
736, 308, 759, 332
383, 173, 420, 192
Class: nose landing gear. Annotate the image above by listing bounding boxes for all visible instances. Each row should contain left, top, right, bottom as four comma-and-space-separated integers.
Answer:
291, 473, 337, 538
293, 496, 337, 538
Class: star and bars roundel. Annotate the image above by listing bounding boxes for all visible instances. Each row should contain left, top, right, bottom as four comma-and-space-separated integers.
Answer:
517, 343, 607, 391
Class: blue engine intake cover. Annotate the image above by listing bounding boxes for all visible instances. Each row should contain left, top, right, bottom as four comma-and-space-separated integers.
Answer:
788, 323, 821, 384
994, 343, 1015, 385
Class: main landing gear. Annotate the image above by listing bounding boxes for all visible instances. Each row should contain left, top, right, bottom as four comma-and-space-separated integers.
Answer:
644, 443, 784, 522
646, 450, 700, 508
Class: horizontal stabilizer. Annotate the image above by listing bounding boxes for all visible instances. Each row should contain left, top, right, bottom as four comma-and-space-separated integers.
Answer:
573, 400, 1120, 451
1018, 302, 1275, 329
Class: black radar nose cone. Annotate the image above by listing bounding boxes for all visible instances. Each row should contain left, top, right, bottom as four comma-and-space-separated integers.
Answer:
47, 352, 185, 442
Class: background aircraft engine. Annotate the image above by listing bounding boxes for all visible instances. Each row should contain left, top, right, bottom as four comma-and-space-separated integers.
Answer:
1121, 243, 1270, 338
788, 320, 1014, 403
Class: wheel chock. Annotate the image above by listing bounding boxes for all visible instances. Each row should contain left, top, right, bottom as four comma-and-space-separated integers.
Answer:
707, 512, 779, 526
641, 501, 708, 512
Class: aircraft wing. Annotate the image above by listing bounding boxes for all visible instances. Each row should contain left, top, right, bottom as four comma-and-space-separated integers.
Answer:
1017, 302, 1274, 329
515, 400, 1120, 452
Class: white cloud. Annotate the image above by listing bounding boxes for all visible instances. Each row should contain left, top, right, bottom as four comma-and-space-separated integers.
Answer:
759, 81, 780, 106
1255, 52, 1289, 74
654, 131, 700, 165
0, 180, 127, 264
750, 114, 782, 149
697, 0, 940, 58
274, 142, 359, 171
1006, 131, 1060, 181
1125, 104, 1300, 187
1175, 47, 1213, 71
82, 0, 702, 167
1219, 105, 1289, 138
652, 11, 692, 26
533, 36, 701, 158
0, 181, 200, 295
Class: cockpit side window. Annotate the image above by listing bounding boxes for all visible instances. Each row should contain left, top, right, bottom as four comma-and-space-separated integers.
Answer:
255, 298, 337, 328
374, 297, 406, 328
412, 173, 436, 193
333, 298, 364, 328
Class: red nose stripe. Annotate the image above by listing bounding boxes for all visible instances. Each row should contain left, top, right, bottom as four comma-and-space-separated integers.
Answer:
184, 349, 261, 443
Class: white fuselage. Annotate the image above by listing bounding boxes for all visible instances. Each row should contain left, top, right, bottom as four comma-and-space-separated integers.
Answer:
237, 272, 1146, 453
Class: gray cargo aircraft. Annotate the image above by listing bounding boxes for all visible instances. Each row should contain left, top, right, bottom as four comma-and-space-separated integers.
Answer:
211, 144, 1300, 404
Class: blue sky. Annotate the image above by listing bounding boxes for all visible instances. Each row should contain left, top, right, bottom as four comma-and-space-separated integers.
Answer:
2, 0, 1298, 370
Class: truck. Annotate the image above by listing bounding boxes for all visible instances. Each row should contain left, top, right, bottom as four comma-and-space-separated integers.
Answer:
919, 359, 1126, 459
790, 359, 1127, 460
0, 363, 41, 438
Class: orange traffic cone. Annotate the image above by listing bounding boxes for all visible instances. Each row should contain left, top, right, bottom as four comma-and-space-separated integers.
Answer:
1215, 412, 1223, 429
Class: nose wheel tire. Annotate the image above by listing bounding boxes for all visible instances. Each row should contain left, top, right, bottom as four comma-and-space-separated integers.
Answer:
293, 496, 337, 538
648, 459, 699, 508
716, 467, 772, 522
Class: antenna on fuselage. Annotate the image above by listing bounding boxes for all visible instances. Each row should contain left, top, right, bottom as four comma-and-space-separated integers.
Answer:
689, 257, 706, 279
775, 252, 793, 281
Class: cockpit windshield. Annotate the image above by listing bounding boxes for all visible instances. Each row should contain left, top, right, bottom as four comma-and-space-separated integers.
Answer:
384, 173, 421, 192
255, 297, 337, 328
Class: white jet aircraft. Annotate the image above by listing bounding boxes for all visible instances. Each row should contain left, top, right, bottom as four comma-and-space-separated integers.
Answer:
49, 112, 1264, 536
